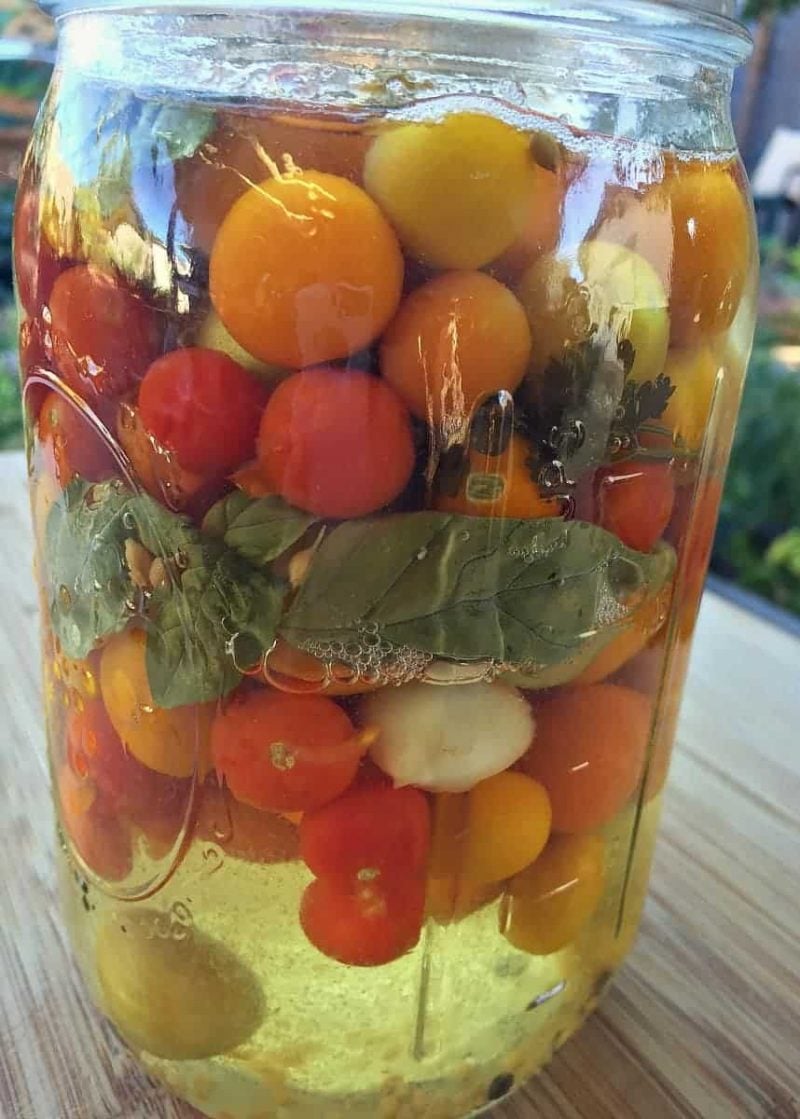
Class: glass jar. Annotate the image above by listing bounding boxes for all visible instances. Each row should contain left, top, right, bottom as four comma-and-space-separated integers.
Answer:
15, 2, 757, 1116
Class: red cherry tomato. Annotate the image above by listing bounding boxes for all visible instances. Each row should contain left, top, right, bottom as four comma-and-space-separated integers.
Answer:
595, 460, 675, 553
211, 689, 363, 812
68, 700, 188, 836
300, 874, 425, 966
14, 177, 66, 319
48, 264, 163, 419
256, 367, 415, 518
57, 764, 132, 882
37, 390, 118, 487
138, 348, 270, 476
300, 784, 430, 882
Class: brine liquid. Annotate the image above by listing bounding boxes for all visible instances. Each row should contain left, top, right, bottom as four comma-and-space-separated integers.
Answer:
58, 796, 662, 1119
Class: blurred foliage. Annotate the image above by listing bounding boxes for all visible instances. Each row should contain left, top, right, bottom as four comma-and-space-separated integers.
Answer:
743, 0, 800, 17
712, 330, 800, 615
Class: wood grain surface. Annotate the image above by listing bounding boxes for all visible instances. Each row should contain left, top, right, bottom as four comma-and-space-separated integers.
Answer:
0, 450, 798, 1119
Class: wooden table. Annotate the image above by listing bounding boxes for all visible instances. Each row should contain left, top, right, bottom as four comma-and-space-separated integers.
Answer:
0, 450, 798, 1119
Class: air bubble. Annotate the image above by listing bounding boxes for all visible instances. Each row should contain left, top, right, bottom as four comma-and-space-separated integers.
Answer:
416, 547, 428, 561
58, 585, 72, 610
122, 511, 136, 530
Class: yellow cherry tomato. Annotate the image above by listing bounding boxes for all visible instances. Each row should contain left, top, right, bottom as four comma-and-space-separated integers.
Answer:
209, 170, 403, 368
500, 833, 605, 955
380, 270, 531, 428
99, 629, 213, 779
364, 112, 538, 269
195, 309, 289, 385
660, 346, 721, 450
517, 240, 670, 385
662, 163, 753, 347
435, 432, 561, 519
464, 771, 552, 884
96, 910, 264, 1059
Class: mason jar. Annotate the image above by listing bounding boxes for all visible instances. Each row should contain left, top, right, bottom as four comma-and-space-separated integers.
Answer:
14, 2, 756, 1116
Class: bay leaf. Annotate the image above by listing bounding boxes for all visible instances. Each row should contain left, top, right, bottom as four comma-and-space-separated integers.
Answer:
281, 513, 675, 672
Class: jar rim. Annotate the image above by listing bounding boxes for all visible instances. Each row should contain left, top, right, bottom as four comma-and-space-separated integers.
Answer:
38, 0, 753, 65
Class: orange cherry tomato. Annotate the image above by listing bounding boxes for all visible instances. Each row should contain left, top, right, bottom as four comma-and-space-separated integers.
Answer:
300, 873, 425, 966
500, 833, 605, 955
175, 111, 369, 254
522, 684, 651, 833
194, 778, 300, 864
48, 265, 163, 420
137, 348, 270, 477
662, 162, 753, 347
100, 629, 214, 780
435, 433, 560, 520
37, 390, 117, 488
595, 460, 676, 553
211, 689, 363, 813
256, 367, 414, 518
491, 163, 564, 280
300, 784, 430, 882
261, 638, 383, 697
209, 170, 403, 368
57, 764, 132, 883
463, 771, 552, 884
380, 270, 531, 428
575, 578, 672, 686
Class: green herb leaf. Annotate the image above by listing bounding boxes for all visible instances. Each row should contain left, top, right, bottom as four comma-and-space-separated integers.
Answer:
44, 480, 197, 659
613, 374, 675, 437
46, 480, 285, 705
145, 546, 285, 708
526, 331, 628, 484
281, 513, 675, 673
202, 492, 318, 566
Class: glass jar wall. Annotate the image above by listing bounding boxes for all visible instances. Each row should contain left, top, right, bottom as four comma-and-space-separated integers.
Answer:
15, 3, 756, 1116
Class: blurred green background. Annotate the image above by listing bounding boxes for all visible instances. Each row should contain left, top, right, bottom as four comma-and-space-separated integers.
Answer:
0, 1, 798, 616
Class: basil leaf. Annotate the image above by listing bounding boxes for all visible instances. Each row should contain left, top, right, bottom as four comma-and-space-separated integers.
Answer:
203, 492, 317, 566
44, 480, 198, 659
281, 513, 675, 671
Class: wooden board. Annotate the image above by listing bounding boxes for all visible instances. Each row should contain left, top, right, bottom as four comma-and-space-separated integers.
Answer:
0, 451, 798, 1119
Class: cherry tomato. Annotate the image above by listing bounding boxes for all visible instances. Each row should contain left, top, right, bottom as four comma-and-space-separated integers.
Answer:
575, 578, 672, 685
136, 347, 269, 478
595, 460, 675, 553
257, 367, 414, 518
435, 433, 560, 520
300, 874, 425, 966
464, 771, 552, 884
68, 700, 188, 835
662, 162, 752, 346
210, 170, 403, 368
522, 684, 651, 833
37, 390, 118, 488
57, 764, 132, 882
500, 833, 605, 955
14, 176, 65, 319
364, 112, 537, 269
100, 629, 214, 779
175, 112, 369, 255
491, 162, 564, 280
48, 265, 163, 419
194, 778, 300, 864
211, 689, 363, 812
380, 271, 531, 428
261, 637, 382, 697
116, 402, 208, 511
300, 784, 430, 882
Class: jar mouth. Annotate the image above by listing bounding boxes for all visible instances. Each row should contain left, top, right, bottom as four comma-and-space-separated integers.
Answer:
39, 0, 752, 62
